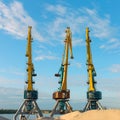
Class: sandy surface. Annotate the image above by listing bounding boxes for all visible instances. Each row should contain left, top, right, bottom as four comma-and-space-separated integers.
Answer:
38, 109, 120, 120
1, 109, 120, 120
58, 109, 120, 120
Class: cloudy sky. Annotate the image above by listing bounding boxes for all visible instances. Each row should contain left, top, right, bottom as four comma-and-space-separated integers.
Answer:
0, 0, 120, 110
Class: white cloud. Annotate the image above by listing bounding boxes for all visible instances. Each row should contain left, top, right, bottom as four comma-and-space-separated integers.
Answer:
0, 68, 25, 76
0, 1, 119, 52
42, 4, 120, 55
31, 3, 119, 62
71, 61, 82, 68
46, 4, 67, 16
100, 38, 120, 52
0, 76, 24, 88
44, 4, 117, 46
72, 38, 84, 46
99, 44, 105, 49
1, 1, 118, 50
82, 8, 113, 39
34, 45, 60, 61
0, 1, 44, 41
109, 64, 120, 73
35, 55, 59, 61
75, 62, 82, 68
46, 5, 108, 36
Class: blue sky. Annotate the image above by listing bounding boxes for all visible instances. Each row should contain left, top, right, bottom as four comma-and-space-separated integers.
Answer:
0, 0, 120, 110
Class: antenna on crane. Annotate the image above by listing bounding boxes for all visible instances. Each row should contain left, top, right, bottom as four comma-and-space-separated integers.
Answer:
50, 27, 73, 117
14, 26, 43, 120
83, 27, 103, 111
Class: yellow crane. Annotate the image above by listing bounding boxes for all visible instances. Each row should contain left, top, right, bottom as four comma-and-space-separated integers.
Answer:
83, 27, 103, 111
50, 27, 73, 117
14, 26, 43, 120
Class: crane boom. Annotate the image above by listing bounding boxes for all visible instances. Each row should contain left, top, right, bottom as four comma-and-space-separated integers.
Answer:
62, 27, 73, 91
86, 27, 96, 92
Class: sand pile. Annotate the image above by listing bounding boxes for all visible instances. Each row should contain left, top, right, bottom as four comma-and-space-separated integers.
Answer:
57, 109, 120, 120
38, 109, 120, 120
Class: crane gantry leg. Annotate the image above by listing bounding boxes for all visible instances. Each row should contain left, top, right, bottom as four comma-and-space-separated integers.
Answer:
83, 91, 103, 111
14, 99, 43, 120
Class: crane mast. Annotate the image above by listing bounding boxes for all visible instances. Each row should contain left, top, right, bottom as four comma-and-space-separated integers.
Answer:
50, 27, 73, 117
83, 27, 103, 111
26, 26, 34, 91
86, 27, 96, 92
14, 26, 43, 120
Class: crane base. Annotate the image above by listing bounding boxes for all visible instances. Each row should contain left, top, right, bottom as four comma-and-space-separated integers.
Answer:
50, 99, 72, 117
87, 91, 102, 100
53, 90, 70, 99
83, 91, 103, 111
14, 90, 43, 120
14, 99, 43, 120
24, 90, 38, 99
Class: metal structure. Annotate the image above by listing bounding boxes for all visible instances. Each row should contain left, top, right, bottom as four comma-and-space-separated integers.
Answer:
83, 27, 103, 111
50, 27, 73, 117
14, 26, 43, 120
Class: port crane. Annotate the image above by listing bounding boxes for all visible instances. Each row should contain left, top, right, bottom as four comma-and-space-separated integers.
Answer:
14, 26, 43, 120
83, 27, 103, 111
50, 27, 73, 117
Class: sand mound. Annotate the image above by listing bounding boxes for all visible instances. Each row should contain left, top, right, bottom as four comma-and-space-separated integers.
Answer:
56, 109, 120, 120
56, 111, 81, 120
37, 109, 120, 120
